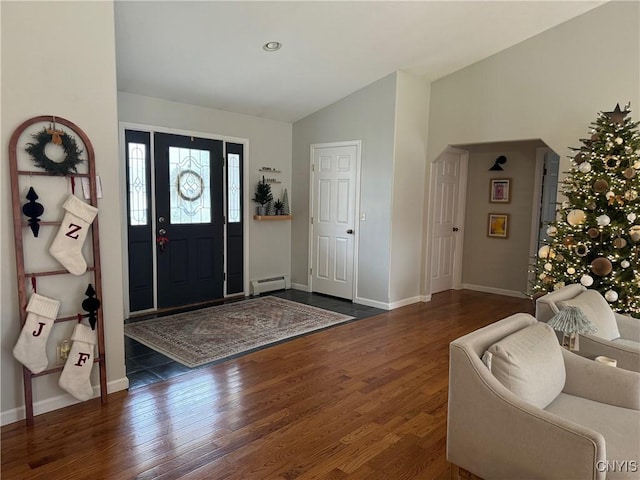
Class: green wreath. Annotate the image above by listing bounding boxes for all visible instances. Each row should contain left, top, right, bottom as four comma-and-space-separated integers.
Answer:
25, 127, 84, 176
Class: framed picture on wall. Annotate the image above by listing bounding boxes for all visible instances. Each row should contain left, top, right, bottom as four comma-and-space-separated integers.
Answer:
488, 213, 509, 239
490, 178, 511, 203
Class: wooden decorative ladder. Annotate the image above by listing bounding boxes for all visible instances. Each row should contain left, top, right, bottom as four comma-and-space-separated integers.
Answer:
9, 115, 107, 426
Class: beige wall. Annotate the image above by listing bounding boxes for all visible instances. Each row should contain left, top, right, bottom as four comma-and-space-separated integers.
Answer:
461, 141, 543, 295
117, 92, 293, 289
292, 74, 397, 306
427, 0, 640, 296
428, 0, 640, 166
292, 71, 430, 308
1, 1, 124, 423
390, 72, 430, 305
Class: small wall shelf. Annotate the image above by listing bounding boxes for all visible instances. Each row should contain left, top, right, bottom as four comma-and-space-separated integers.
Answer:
259, 168, 281, 173
253, 215, 293, 221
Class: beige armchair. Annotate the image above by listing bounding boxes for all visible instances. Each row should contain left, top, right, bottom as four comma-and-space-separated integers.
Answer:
536, 284, 640, 372
447, 313, 640, 480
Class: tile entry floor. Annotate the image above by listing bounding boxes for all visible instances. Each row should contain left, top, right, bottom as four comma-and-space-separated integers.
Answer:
125, 290, 386, 389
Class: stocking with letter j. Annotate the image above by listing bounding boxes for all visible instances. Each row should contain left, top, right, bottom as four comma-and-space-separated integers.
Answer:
49, 194, 98, 275
13, 293, 61, 374
59, 323, 96, 401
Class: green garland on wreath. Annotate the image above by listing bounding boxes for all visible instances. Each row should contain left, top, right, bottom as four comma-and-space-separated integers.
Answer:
25, 127, 84, 176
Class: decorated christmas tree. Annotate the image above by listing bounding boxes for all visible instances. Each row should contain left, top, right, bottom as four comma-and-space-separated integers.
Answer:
530, 103, 640, 318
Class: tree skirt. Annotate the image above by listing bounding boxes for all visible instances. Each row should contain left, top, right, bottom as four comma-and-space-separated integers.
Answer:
124, 296, 354, 368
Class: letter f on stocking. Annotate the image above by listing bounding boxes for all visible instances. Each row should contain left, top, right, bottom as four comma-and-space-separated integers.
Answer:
59, 324, 97, 401
74, 352, 91, 366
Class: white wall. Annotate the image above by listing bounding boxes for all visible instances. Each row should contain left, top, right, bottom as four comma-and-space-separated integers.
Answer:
428, 1, 640, 165
427, 0, 640, 295
117, 92, 293, 286
1, 1, 124, 423
291, 74, 397, 305
390, 72, 430, 305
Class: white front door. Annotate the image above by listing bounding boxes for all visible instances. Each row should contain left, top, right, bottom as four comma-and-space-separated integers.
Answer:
430, 150, 466, 294
310, 143, 359, 299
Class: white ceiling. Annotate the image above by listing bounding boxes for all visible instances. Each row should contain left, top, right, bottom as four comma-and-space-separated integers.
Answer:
114, 1, 605, 123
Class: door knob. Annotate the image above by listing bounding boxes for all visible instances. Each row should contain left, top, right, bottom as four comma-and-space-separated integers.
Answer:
453, 227, 459, 232
159, 228, 166, 235
158, 216, 165, 223
346, 229, 354, 234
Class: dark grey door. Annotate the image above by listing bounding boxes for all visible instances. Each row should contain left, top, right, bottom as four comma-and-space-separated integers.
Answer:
154, 132, 224, 308
125, 130, 154, 312
226, 143, 244, 295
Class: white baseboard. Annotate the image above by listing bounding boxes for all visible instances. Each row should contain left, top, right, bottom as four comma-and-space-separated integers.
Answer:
388, 296, 422, 309
1, 376, 129, 427
356, 294, 431, 310
291, 283, 309, 292
354, 296, 391, 310
461, 283, 527, 299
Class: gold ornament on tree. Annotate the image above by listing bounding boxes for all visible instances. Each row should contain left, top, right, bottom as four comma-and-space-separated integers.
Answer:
567, 209, 587, 226
608, 194, 624, 206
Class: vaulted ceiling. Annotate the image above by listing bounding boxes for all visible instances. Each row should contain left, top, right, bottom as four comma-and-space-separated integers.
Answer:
115, 1, 605, 123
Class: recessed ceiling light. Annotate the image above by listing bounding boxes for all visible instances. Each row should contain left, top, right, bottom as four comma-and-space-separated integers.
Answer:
263, 41, 282, 52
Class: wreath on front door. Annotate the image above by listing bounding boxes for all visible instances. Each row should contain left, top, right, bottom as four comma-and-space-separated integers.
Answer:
25, 127, 84, 176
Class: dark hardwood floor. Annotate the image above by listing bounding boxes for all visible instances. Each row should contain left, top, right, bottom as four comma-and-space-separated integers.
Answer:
125, 290, 386, 389
1, 290, 533, 480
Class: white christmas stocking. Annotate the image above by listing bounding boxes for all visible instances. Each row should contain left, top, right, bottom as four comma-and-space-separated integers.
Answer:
13, 293, 61, 373
59, 323, 96, 401
49, 194, 98, 275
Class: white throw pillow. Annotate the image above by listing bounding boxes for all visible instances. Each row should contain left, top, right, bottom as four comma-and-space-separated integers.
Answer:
485, 322, 565, 409
558, 289, 620, 341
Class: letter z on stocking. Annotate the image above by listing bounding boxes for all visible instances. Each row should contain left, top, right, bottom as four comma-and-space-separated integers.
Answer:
49, 195, 98, 275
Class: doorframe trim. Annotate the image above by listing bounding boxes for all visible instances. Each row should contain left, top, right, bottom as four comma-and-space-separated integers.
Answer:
119, 121, 249, 317
426, 147, 469, 296
529, 147, 547, 286
308, 140, 362, 301
529, 146, 558, 286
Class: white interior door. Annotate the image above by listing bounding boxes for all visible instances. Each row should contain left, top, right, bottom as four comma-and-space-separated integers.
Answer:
310, 143, 358, 299
430, 150, 466, 294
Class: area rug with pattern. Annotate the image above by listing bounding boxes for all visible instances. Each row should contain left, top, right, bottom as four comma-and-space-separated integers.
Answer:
124, 296, 355, 368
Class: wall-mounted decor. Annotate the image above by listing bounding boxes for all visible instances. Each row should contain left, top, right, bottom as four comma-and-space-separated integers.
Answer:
488, 213, 509, 239
490, 178, 511, 203
489, 155, 507, 171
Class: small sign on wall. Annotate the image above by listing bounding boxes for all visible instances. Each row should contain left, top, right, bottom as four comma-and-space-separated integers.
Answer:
81, 176, 103, 199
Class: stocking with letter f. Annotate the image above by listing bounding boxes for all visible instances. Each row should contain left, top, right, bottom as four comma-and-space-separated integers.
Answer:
59, 323, 96, 401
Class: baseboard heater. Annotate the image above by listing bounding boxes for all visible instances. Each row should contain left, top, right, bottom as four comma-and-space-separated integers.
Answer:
250, 275, 291, 296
